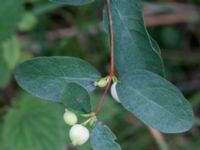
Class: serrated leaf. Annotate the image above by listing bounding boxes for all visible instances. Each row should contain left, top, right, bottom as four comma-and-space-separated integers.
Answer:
50, 0, 94, 5
90, 122, 121, 150
0, 0, 23, 43
103, 0, 164, 76
2, 36, 20, 69
15, 56, 101, 102
61, 83, 91, 114
117, 69, 193, 133
2, 93, 68, 150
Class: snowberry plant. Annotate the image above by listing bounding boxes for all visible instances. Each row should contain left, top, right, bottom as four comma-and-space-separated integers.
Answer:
15, 0, 193, 149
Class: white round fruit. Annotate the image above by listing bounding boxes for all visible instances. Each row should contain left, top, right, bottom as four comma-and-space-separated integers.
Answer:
111, 82, 121, 103
63, 110, 78, 126
69, 124, 90, 146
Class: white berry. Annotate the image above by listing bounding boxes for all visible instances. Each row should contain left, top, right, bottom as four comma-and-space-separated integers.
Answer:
63, 110, 78, 126
69, 124, 90, 146
111, 82, 121, 103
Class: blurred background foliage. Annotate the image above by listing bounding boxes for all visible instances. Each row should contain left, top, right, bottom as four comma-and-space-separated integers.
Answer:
0, 0, 199, 150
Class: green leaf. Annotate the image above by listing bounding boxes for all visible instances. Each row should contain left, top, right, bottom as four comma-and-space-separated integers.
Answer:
61, 83, 91, 114
148, 33, 161, 55
0, 62, 11, 89
90, 122, 121, 150
0, 54, 11, 89
116, 69, 193, 133
0, 0, 23, 43
15, 56, 101, 102
103, 0, 164, 76
50, 0, 94, 5
2, 36, 20, 69
0, 114, 8, 150
18, 11, 38, 32
2, 93, 68, 150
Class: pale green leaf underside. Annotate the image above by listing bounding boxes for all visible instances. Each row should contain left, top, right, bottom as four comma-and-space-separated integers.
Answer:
90, 122, 121, 150
15, 56, 101, 102
2, 93, 67, 150
61, 83, 91, 114
50, 0, 94, 5
117, 70, 193, 133
0, 0, 23, 43
103, 0, 164, 76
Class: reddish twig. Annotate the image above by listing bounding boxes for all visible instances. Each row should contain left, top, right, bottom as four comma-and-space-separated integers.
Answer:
94, 0, 115, 116
128, 115, 168, 150
148, 128, 168, 150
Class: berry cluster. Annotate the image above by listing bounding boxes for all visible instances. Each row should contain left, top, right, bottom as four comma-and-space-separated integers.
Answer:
63, 109, 96, 146
63, 77, 121, 146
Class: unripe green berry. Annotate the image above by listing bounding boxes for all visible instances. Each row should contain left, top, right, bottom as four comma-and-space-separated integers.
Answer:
69, 124, 90, 146
111, 82, 121, 103
94, 77, 108, 88
63, 110, 78, 126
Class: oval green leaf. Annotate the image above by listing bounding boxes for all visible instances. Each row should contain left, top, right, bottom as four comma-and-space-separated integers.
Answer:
50, 0, 94, 5
103, 0, 164, 76
61, 83, 91, 114
0, 54, 11, 89
90, 122, 121, 150
2, 36, 20, 69
0, 0, 23, 43
117, 70, 193, 133
15, 56, 101, 102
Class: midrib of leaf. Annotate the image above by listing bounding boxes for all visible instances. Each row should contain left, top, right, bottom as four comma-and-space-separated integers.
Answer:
30, 75, 97, 81
30, 60, 99, 81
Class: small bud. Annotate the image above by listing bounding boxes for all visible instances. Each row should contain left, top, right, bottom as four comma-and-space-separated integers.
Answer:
111, 82, 121, 103
63, 110, 78, 126
89, 116, 97, 126
81, 112, 95, 118
112, 76, 118, 83
94, 77, 108, 88
69, 124, 90, 146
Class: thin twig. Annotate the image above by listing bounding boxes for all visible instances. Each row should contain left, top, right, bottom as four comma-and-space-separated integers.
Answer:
94, 76, 112, 115
107, 0, 115, 75
128, 115, 168, 150
94, 0, 115, 115
148, 128, 169, 150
